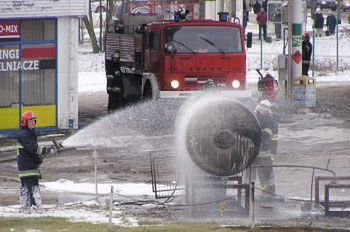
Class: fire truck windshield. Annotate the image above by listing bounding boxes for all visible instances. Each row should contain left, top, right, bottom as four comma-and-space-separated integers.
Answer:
164, 25, 242, 54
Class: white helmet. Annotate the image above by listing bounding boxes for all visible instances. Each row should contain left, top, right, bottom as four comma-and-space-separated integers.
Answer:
254, 99, 272, 116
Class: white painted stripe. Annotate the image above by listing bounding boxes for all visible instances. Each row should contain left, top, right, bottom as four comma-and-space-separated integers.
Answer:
0, 35, 20, 38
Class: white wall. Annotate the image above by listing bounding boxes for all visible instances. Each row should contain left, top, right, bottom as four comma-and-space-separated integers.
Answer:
0, 0, 88, 19
57, 17, 79, 129
205, 1, 217, 20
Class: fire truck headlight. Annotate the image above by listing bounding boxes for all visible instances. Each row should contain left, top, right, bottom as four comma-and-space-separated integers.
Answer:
232, 80, 240, 89
171, 80, 180, 89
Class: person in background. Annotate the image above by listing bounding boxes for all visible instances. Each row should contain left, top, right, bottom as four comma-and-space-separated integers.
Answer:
262, 0, 269, 11
326, 11, 337, 36
253, 0, 261, 14
243, 11, 249, 39
17, 111, 56, 214
313, 9, 324, 37
106, 51, 124, 112
257, 8, 268, 40
273, 8, 282, 40
302, 32, 313, 76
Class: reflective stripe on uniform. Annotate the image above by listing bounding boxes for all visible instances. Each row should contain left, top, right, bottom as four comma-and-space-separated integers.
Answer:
259, 151, 276, 160
16, 144, 24, 156
263, 128, 273, 137
19, 169, 40, 177
36, 146, 43, 155
18, 143, 44, 156
271, 134, 278, 141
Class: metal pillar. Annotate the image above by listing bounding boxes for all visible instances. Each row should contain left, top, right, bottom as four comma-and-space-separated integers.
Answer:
236, 0, 244, 24
216, 0, 225, 20
290, 0, 303, 79
287, 0, 303, 102
336, 0, 341, 72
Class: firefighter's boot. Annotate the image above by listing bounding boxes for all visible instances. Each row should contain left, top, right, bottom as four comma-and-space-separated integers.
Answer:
19, 186, 31, 214
32, 185, 43, 214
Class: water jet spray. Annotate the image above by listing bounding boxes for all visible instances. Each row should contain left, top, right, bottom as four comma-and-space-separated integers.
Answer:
175, 94, 262, 217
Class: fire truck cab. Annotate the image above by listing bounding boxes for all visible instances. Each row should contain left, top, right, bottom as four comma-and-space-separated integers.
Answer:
105, 12, 252, 111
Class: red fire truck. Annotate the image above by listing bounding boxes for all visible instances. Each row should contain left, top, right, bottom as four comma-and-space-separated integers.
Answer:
105, 9, 252, 111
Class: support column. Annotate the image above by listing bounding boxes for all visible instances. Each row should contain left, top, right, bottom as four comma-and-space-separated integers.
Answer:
287, 0, 303, 102
290, 0, 303, 79
216, 0, 225, 19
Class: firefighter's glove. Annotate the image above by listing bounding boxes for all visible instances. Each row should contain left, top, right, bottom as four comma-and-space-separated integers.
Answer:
44, 145, 57, 154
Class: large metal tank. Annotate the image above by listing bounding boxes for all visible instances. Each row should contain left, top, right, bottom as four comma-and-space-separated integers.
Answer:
180, 96, 262, 176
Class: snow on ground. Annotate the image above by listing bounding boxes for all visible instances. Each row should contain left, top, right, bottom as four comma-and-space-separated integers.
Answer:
0, 204, 126, 225
42, 179, 154, 196
0, 180, 169, 225
78, 47, 106, 93
78, 72, 106, 93
0, 179, 157, 225
246, 10, 350, 76
2, 12, 350, 225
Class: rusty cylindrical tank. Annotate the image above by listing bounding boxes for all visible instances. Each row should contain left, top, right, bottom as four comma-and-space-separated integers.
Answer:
178, 96, 262, 176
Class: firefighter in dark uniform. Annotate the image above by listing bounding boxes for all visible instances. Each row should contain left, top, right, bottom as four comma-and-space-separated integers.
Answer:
248, 100, 278, 195
17, 111, 55, 214
106, 52, 123, 112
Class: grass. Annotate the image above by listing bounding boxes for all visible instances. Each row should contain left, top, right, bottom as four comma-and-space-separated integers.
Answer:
0, 217, 344, 232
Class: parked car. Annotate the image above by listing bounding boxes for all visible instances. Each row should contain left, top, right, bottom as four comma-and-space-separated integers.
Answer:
322, 0, 350, 11
342, 0, 350, 11
324, 0, 337, 10
307, 0, 338, 10
307, 0, 323, 8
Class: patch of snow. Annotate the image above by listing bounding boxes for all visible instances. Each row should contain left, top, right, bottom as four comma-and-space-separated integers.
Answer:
78, 72, 106, 93
42, 179, 154, 196
0, 204, 127, 225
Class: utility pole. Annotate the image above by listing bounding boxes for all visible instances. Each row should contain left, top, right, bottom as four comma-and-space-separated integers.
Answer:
216, 0, 224, 19
287, 0, 303, 102
199, 0, 206, 19
336, 0, 342, 72
99, 0, 103, 51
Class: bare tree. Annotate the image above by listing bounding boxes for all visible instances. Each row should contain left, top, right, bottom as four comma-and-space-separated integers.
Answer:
199, 0, 206, 19
105, 0, 115, 30
83, 0, 101, 53
104, 0, 116, 51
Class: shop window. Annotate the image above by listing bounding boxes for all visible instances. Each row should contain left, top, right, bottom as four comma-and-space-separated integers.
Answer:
21, 43, 56, 106
0, 45, 20, 108
0, 18, 57, 130
21, 19, 56, 41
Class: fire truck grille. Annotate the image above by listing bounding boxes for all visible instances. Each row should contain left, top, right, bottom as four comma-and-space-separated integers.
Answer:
185, 75, 226, 87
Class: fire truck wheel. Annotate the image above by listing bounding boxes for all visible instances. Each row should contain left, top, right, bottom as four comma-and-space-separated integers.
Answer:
143, 83, 152, 100
107, 93, 123, 112
94, 5, 106, 13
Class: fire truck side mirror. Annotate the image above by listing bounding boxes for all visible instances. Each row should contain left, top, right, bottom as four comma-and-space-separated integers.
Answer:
246, 32, 252, 48
166, 43, 177, 55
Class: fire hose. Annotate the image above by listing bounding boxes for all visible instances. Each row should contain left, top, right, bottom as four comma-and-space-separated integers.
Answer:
0, 140, 76, 164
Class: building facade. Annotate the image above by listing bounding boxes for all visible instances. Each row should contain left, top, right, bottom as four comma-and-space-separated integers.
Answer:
0, 0, 87, 133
